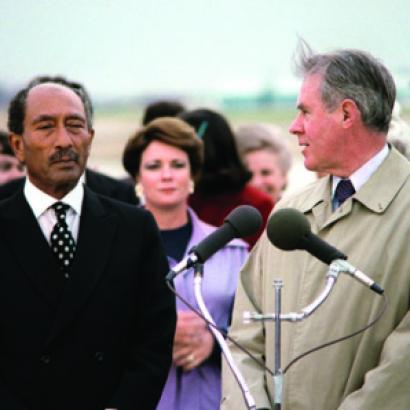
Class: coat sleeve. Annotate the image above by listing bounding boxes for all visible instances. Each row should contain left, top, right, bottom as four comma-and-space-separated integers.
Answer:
107, 211, 176, 410
221, 241, 272, 410
338, 310, 410, 410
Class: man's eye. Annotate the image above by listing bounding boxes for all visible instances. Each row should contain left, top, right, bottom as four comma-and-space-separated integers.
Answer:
37, 124, 53, 130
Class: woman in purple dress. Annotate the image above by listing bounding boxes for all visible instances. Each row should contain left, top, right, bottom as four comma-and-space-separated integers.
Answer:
123, 117, 249, 410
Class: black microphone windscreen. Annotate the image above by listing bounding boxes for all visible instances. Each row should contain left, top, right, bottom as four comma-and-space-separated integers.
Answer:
225, 205, 263, 237
194, 224, 236, 262
195, 205, 262, 262
267, 208, 347, 265
267, 208, 310, 250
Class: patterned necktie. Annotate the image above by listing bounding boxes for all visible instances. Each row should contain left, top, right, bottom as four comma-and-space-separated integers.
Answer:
50, 202, 76, 276
334, 179, 355, 207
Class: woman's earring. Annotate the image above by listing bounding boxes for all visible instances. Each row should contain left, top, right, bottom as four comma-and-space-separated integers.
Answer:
189, 180, 195, 194
135, 182, 145, 204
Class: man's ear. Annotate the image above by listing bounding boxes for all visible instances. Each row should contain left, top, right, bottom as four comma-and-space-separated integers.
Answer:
86, 128, 95, 156
9, 133, 25, 163
340, 99, 359, 129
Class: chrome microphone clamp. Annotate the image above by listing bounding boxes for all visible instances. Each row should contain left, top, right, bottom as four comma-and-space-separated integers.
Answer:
244, 263, 341, 324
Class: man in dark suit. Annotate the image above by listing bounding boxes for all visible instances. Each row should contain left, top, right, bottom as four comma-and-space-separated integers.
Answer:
0, 75, 176, 410
0, 166, 139, 205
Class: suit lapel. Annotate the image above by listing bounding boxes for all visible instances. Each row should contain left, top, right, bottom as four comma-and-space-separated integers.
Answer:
85, 168, 105, 195
0, 191, 65, 307
47, 188, 118, 343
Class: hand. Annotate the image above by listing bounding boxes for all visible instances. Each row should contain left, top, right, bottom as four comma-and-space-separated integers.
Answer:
173, 310, 214, 371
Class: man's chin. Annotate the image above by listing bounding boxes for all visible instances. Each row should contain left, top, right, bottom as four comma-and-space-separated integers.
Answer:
304, 160, 315, 171
52, 166, 83, 185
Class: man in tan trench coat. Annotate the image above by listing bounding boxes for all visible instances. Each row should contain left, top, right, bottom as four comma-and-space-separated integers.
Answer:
222, 45, 410, 410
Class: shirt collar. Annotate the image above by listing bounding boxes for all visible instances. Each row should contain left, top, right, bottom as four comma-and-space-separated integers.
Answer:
24, 177, 84, 218
332, 144, 389, 195
79, 172, 86, 185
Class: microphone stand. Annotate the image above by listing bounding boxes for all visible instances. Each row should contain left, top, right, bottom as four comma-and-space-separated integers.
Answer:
243, 261, 342, 409
273, 280, 283, 410
192, 262, 257, 410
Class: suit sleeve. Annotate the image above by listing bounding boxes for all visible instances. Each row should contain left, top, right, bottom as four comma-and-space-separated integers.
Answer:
338, 310, 410, 410
0, 384, 30, 410
107, 211, 176, 410
221, 241, 272, 410
121, 184, 139, 206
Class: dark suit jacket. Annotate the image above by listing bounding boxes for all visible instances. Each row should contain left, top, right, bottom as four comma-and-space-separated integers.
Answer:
0, 169, 139, 205
0, 187, 176, 410
85, 169, 138, 205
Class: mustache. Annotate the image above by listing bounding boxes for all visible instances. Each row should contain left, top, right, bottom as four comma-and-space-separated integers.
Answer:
49, 148, 79, 164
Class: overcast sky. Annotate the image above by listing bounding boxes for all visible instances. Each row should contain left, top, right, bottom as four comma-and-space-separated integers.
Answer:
1, 0, 409, 100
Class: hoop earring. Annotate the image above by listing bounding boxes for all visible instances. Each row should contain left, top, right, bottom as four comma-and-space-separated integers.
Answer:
189, 180, 195, 194
135, 182, 145, 205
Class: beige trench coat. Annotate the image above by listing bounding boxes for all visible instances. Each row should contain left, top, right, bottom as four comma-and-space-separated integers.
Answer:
222, 148, 410, 410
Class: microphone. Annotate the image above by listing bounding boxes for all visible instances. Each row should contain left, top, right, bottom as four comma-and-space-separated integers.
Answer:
166, 205, 263, 281
267, 208, 384, 295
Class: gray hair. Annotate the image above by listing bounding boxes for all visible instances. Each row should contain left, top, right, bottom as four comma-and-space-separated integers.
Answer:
294, 41, 396, 134
387, 103, 410, 160
235, 123, 292, 175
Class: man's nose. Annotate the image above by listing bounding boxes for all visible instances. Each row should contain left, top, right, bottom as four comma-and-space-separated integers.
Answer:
55, 125, 73, 147
289, 114, 303, 135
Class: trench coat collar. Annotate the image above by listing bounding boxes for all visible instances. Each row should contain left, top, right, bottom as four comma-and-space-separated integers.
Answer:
295, 147, 410, 229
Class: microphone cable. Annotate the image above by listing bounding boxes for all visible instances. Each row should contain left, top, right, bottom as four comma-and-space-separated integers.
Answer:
166, 277, 388, 376
282, 292, 388, 373
165, 278, 275, 377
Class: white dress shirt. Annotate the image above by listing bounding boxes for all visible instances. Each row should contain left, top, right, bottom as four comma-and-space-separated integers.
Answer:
24, 178, 84, 244
332, 144, 389, 196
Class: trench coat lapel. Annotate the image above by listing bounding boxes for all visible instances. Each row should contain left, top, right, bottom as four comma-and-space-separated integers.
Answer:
300, 148, 410, 232
304, 176, 362, 230
298, 174, 362, 230
0, 191, 65, 307
298, 176, 335, 231
46, 188, 118, 343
